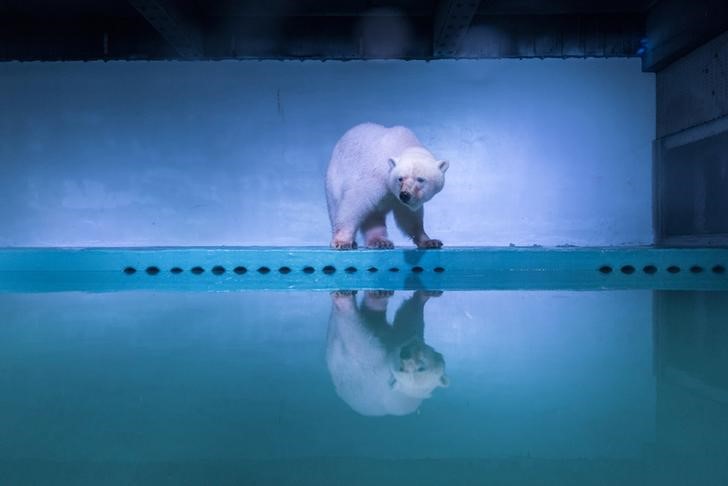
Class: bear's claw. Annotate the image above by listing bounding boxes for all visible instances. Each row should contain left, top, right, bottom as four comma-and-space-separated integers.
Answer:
332, 240, 358, 250
366, 290, 394, 298
417, 239, 443, 249
367, 239, 394, 249
416, 290, 444, 299
332, 290, 357, 297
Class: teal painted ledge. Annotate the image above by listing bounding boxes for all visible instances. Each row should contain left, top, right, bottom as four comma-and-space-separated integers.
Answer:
0, 247, 727, 292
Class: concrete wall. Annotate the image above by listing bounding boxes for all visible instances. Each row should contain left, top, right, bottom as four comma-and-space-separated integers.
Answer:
657, 30, 728, 138
654, 31, 728, 244
0, 59, 654, 247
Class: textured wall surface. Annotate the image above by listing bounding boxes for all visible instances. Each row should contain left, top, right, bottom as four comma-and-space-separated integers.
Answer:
0, 59, 654, 247
657, 30, 728, 138
654, 31, 728, 244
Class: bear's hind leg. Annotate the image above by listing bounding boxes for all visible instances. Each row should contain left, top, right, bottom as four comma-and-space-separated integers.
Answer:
361, 212, 394, 249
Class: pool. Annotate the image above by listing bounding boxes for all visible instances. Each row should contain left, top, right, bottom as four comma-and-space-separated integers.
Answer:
1, 248, 727, 485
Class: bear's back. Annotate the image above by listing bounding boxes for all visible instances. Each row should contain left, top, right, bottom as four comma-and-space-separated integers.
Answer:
327, 123, 421, 182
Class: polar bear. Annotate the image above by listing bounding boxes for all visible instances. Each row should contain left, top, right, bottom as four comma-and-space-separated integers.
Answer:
325, 123, 449, 250
326, 290, 449, 416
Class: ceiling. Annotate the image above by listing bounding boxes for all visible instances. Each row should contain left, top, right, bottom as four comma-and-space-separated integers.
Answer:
0, 0, 657, 61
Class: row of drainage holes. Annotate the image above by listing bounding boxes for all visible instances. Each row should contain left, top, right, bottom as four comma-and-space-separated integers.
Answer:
124, 265, 446, 276
598, 264, 726, 275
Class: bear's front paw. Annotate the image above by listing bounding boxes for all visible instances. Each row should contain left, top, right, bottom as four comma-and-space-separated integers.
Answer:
367, 238, 394, 249
417, 239, 443, 249
332, 239, 358, 250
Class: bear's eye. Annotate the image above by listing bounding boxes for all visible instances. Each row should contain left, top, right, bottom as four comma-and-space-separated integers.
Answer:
397, 177, 404, 182
416, 177, 426, 183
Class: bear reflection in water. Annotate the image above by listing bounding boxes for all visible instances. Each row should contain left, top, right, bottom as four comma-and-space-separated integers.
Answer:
326, 290, 449, 416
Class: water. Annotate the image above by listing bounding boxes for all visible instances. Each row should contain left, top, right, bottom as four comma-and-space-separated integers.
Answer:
0, 290, 726, 485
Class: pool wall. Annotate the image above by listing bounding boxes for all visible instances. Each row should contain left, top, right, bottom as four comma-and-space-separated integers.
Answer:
1, 247, 726, 291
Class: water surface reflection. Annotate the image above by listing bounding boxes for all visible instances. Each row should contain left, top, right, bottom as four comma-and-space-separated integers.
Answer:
327, 290, 448, 416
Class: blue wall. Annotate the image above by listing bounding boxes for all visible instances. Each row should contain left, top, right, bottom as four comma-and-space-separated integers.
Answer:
0, 59, 654, 247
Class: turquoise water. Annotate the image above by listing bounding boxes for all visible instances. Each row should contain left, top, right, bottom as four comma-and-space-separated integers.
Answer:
0, 290, 726, 485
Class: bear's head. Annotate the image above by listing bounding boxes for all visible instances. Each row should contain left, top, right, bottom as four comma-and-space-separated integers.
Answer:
388, 147, 449, 211
389, 339, 449, 399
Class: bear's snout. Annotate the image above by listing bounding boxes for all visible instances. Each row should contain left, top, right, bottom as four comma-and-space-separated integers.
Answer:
399, 191, 411, 203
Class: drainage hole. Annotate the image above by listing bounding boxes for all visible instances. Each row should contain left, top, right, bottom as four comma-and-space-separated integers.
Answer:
666, 265, 680, 274
389, 267, 400, 272
170, 267, 183, 274
367, 266, 378, 273
643, 265, 657, 274
434, 266, 445, 273
689, 265, 704, 274
598, 265, 612, 274
123, 266, 136, 275
620, 265, 635, 275
279, 266, 291, 274
212, 265, 225, 275
412, 266, 424, 273
712, 264, 726, 274
146, 266, 160, 275
344, 266, 357, 273
303, 266, 315, 274
191, 266, 204, 275
258, 266, 270, 274
233, 266, 247, 275
323, 265, 336, 274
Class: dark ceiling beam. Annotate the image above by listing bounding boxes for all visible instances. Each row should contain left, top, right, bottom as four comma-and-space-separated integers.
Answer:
203, 15, 434, 60
461, 14, 643, 59
642, 0, 728, 72
127, 0, 203, 59
433, 0, 482, 57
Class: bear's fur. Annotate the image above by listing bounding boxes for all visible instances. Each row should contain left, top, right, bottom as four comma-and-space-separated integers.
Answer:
326, 290, 449, 416
325, 123, 448, 250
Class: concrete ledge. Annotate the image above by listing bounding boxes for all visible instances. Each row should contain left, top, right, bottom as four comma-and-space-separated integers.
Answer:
0, 247, 727, 292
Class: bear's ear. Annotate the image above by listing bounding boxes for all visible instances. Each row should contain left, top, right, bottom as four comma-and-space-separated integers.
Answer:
439, 375, 450, 388
438, 160, 449, 173
388, 157, 398, 170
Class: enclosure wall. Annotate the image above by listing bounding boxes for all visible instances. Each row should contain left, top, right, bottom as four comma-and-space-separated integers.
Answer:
0, 59, 654, 247
654, 31, 728, 245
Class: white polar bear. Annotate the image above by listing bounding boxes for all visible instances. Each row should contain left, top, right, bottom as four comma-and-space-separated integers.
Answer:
326, 290, 449, 416
325, 123, 449, 250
